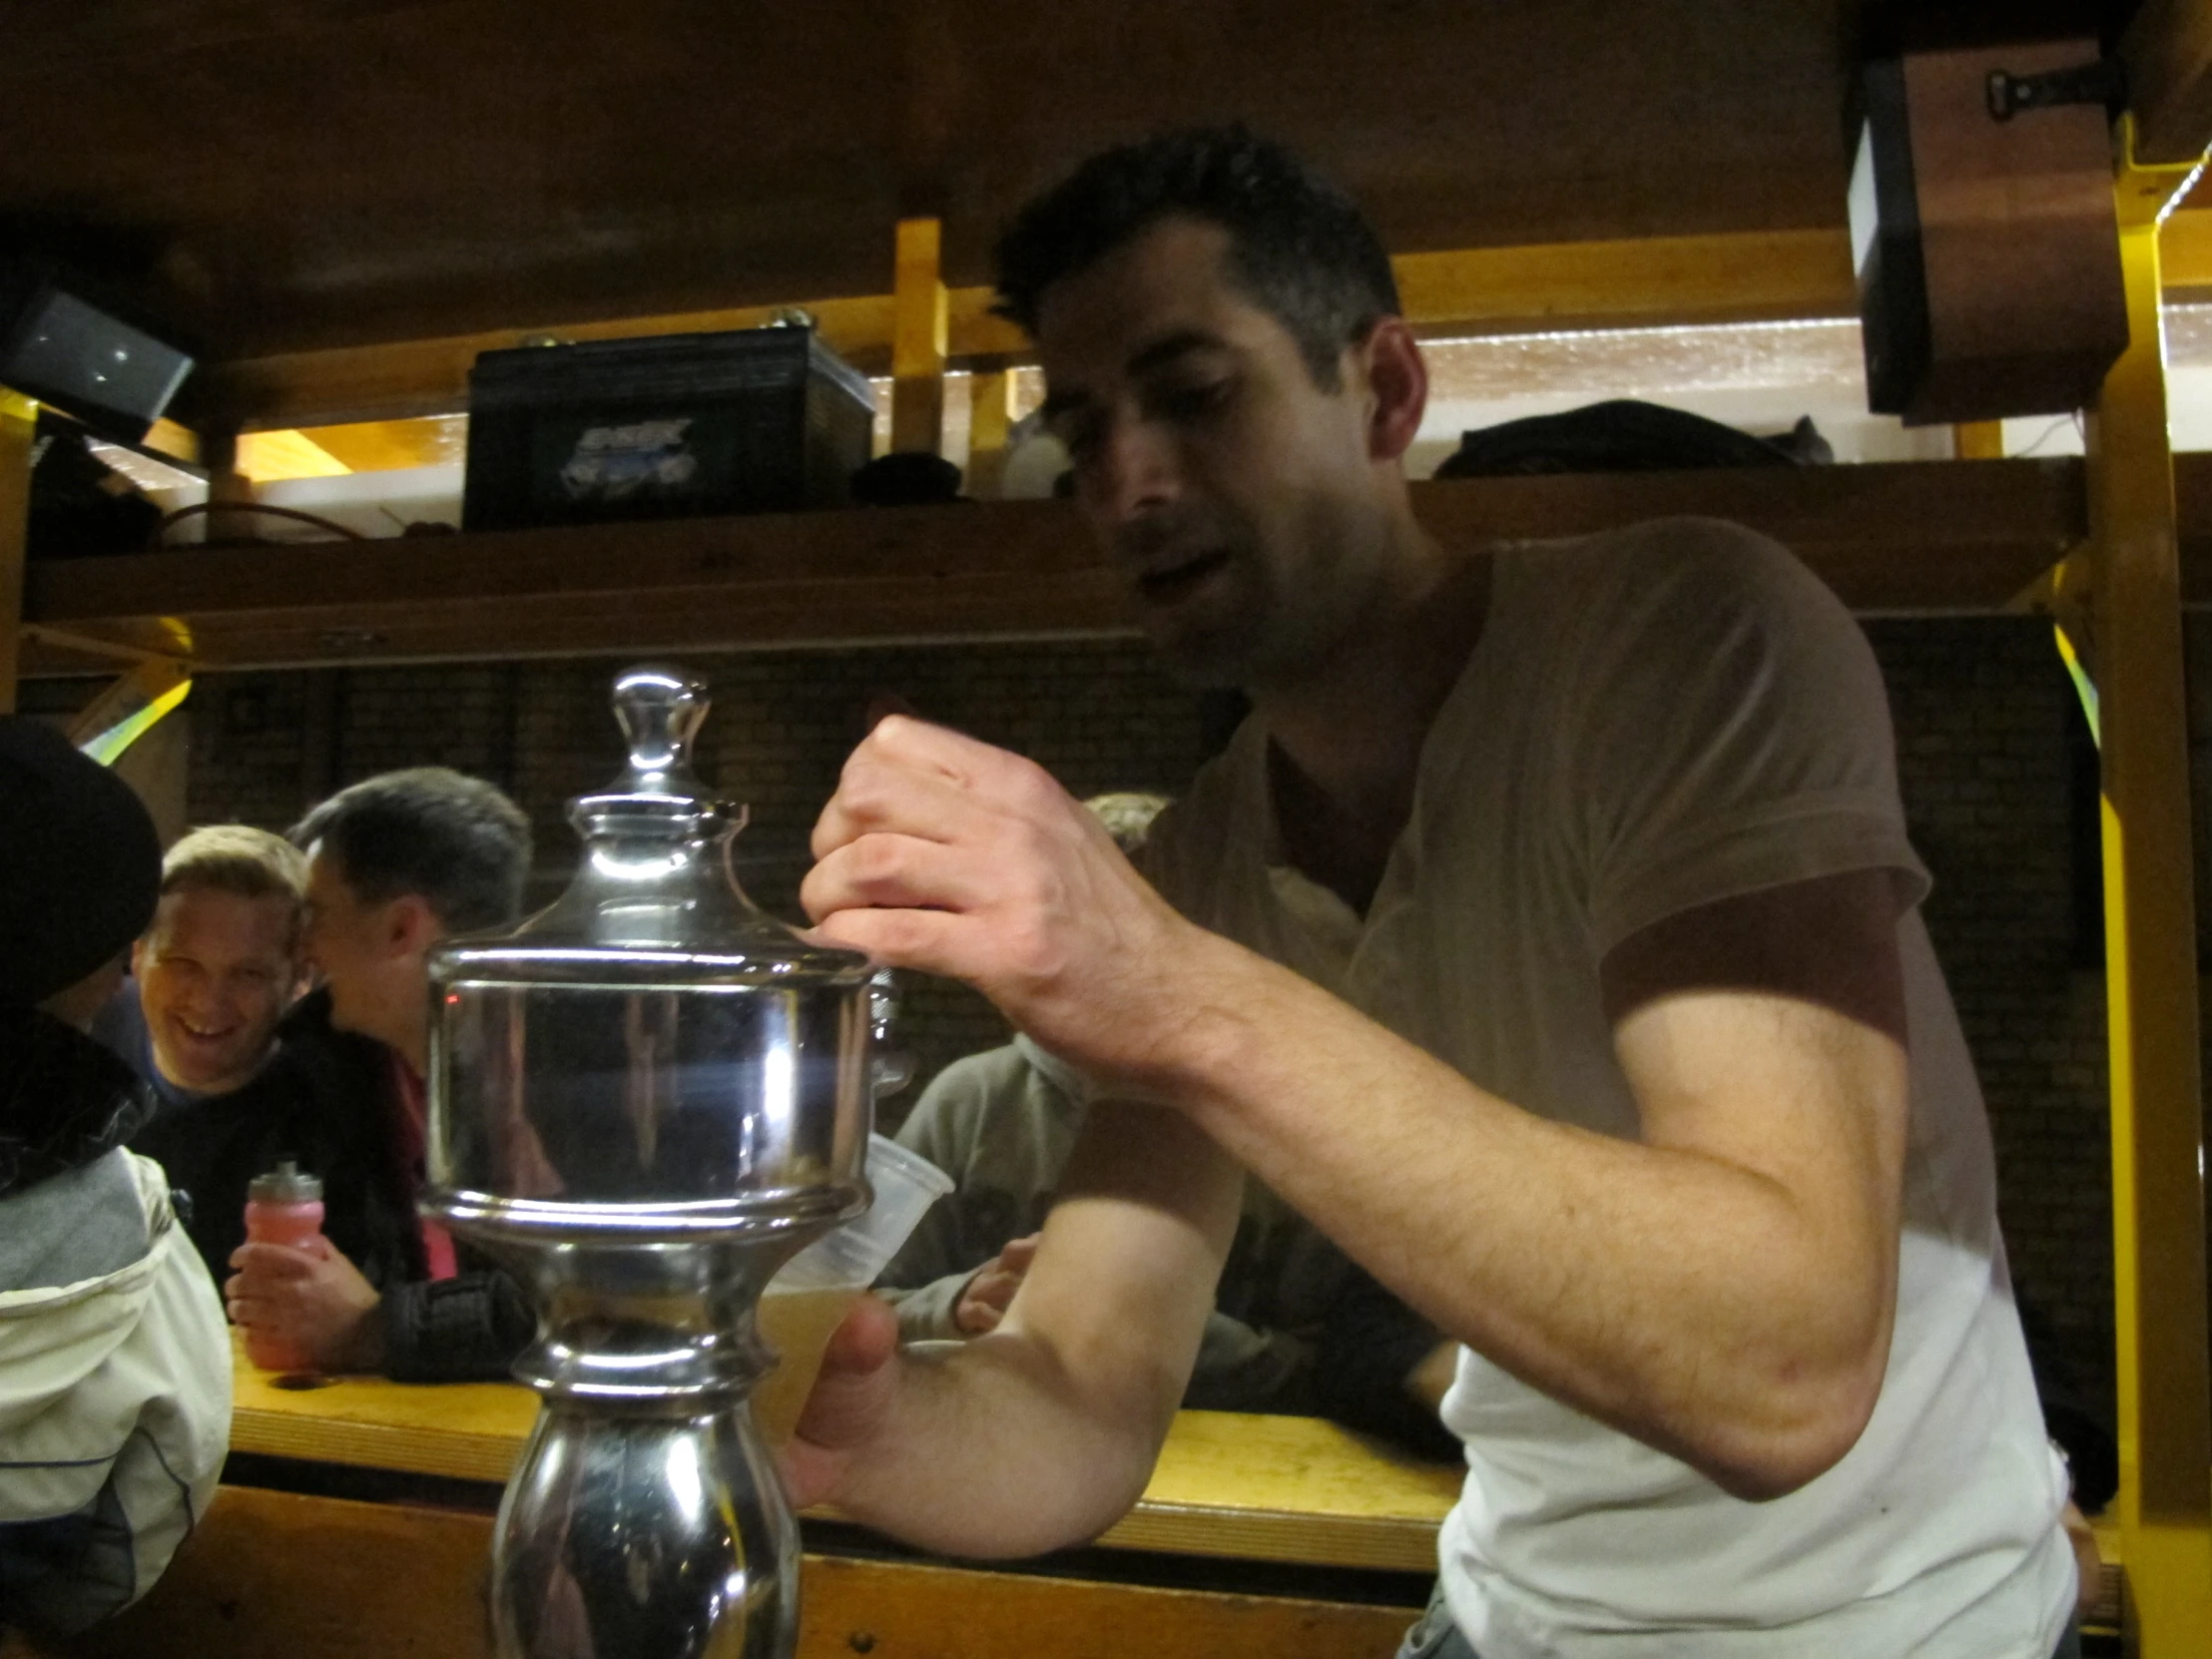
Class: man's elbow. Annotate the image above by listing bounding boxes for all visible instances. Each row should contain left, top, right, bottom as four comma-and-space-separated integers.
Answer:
1701, 1353, 1887, 1503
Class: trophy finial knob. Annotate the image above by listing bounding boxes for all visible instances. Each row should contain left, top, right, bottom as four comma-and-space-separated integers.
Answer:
611, 664, 710, 792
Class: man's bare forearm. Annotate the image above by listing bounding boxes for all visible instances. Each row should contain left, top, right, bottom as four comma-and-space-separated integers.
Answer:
813, 1102, 1241, 1555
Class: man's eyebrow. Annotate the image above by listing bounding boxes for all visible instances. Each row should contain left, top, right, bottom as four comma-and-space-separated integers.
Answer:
1039, 329, 1234, 425
1124, 328, 1231, 377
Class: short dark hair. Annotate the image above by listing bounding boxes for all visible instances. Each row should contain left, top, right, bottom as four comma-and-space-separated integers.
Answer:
992, 125, 1400, 389
290, 768, 530, 934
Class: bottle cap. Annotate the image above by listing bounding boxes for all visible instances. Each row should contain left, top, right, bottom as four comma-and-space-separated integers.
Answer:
248, 1158, 323, 1205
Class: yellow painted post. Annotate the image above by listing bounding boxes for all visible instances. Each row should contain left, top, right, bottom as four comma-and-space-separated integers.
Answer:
2086, 120, 2212, 1654
890, 217, 949, 456
0, 389, 34, 713
1951, 420, 2005, 459
965, 368, 1013, 499
200, 424, 257, 539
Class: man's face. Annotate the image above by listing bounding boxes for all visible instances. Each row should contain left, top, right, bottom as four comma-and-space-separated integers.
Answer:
1035, 217, 1395, 687
300, 847, 421, 1054
134, 884, 299, 1094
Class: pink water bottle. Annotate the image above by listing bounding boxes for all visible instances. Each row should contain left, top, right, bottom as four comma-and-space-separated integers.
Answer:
242, 1159, 326, 1374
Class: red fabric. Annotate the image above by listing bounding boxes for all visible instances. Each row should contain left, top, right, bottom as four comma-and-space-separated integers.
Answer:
388, 1053, 459, 1282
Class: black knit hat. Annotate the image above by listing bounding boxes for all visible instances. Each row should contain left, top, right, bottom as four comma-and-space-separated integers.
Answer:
0, 717, 161, 1007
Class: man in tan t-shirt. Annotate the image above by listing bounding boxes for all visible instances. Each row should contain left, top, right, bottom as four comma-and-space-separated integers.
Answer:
783, 128, 2075, 1658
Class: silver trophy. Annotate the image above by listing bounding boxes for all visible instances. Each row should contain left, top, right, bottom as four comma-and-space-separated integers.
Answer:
424, 665, 884, 1659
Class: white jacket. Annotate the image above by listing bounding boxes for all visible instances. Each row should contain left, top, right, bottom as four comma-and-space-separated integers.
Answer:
0, 1149, 232, 1633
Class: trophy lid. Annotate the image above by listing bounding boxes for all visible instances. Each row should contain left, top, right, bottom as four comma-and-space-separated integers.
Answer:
431, 664, 869, 988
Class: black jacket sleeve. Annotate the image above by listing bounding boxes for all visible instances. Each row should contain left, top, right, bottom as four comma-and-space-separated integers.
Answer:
376, 1260, 537, 1383
1312, 1265, 1462, 1463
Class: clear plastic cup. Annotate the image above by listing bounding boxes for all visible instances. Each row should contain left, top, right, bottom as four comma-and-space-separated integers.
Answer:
751, 1134, 951, 1444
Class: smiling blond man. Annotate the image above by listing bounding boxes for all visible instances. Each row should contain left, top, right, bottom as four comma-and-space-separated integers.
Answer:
109, 827, 307, 1107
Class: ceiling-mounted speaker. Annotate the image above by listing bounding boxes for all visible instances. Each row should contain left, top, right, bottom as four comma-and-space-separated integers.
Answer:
0, 263, 194, 440
1850, 36, 2128, 425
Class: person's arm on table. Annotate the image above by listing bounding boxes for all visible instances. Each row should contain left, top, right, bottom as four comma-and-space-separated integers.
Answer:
227, 1234, 384, 1370
802, 716, 1908, 1505
784, 1097, 1239, 1557
226, 1242, 533, 1381
378, 1267, 536, 1382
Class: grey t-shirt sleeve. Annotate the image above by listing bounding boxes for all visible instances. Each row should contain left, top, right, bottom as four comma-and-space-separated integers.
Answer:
878, 1273, 969, 1342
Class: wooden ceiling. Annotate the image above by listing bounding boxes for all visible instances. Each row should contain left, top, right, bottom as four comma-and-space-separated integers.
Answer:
0, 0, 1993, 368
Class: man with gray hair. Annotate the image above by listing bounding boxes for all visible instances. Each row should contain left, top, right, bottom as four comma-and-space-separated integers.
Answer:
216, 768, 536, 1382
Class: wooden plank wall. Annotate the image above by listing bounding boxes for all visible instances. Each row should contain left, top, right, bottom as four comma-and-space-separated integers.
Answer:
0, 1486, 1421, 1659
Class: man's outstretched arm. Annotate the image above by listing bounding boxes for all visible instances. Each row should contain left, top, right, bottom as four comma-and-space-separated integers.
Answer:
783, 1095, 1240, 1556
800, 716, 1909, 1504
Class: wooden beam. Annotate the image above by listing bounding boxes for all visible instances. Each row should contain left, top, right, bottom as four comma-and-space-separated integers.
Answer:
1392, 227, 1856, 334
2085, 132, 2212, 1653
795, 1553, 1419, 1659
17, 1485, 1423, 1659
2123, 0, 2212, 169
186, 293, 934, 432
17, 461, 2091, 677
0, 390, 33, 712
889, 216, 949, 455
187, 228, 1867, 432
185, 213, 2212, 440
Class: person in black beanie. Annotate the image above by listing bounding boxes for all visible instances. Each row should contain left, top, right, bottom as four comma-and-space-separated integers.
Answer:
0, 717, 231, 1636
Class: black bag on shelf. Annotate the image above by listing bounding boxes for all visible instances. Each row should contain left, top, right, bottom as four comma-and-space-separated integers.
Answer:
1432, 398, 1831, 478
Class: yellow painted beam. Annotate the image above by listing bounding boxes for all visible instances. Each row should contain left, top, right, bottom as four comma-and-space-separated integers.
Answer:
303, 414, 467, 474
890, 216, 950, 456
67, 655, 193, 766
144, 417, 202, 467
0, 389, 34, 714
1392, 227, 1856, 334
2085, 119, 2212, 1657
236, 428, 351, 483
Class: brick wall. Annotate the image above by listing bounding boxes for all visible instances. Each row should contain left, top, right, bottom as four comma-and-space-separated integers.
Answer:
1868, 617, 2117, 1433
174, 615, 2136, 1442
186, 639, 1215, 1106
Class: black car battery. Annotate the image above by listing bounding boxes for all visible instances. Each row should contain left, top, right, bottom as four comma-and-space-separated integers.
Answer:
461, 323, 875, 532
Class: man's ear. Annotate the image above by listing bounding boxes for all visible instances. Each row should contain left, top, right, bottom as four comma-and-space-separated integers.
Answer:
1358, 317, 1428, 464
382, 892, 443, 958
130, 934, 148, 980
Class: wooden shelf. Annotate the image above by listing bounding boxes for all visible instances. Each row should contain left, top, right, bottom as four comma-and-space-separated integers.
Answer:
16, 457, 2144, 676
